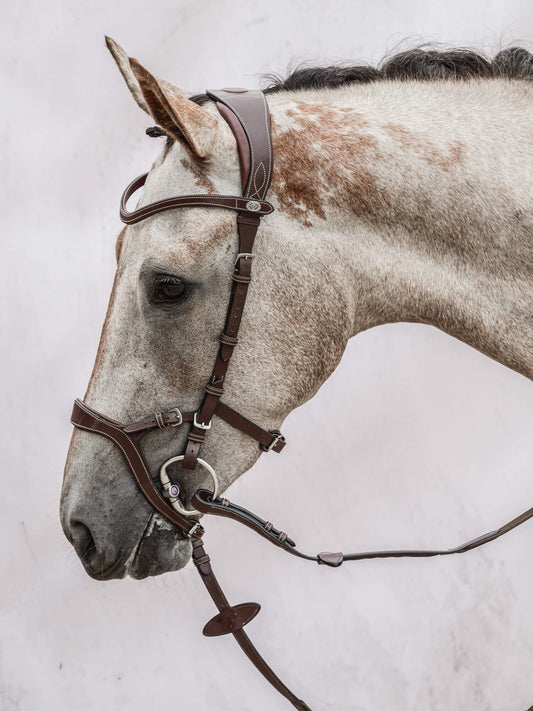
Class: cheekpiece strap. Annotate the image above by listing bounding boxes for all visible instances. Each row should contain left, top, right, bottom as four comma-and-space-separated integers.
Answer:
182, 88, 275, 470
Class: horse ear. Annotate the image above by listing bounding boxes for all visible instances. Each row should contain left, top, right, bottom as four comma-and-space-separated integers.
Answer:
105, 36, 218, 159
128, 59, 218, 158
105, 36, 149, 113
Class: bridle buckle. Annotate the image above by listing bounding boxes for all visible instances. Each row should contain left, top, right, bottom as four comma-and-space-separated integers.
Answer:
155, 407, 182, 429
234, 252, 255, 268
194, 412, 212, 430
264, 431, 286, 452
187, 522, 204, 538
170, 407, 183, 427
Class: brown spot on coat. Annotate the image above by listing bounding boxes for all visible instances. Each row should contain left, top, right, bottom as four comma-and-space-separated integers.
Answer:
384, 123, 465, 170
180, 157, 216, 193
270, 103, 381, 226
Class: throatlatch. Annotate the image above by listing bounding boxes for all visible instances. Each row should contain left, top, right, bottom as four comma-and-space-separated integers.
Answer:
71, 87, 533, 710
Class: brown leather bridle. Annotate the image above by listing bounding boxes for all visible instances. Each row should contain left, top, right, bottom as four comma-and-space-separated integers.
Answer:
70, 88, 533, 710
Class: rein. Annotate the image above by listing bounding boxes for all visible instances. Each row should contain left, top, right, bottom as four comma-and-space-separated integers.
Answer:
71, 88, 533, 710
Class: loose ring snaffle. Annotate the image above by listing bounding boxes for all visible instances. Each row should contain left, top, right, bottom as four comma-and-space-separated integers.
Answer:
160, 455, 219, 517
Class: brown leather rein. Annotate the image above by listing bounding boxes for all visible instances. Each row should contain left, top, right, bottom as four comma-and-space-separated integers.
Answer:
71, 88, 533, 710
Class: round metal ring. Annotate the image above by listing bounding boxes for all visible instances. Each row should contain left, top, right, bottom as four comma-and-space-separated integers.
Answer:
159, 455, 218, 517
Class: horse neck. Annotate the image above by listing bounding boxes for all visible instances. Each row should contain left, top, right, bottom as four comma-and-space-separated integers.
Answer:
269, 80, 533, 380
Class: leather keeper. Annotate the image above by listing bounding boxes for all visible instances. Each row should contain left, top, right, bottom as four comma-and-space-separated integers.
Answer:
233, 273, 252, 284
205, 383, 224, 396
187, 431, 207, 445
193, 554, 211, 566
219, 333, 239, 346
259, 429, 285, 453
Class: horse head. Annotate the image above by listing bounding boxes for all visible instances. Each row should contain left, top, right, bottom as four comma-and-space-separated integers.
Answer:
60, 38, 353, 579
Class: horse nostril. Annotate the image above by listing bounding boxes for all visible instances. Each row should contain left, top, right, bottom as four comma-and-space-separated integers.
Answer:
66, 517, 124, 579
69, 519, 97, 561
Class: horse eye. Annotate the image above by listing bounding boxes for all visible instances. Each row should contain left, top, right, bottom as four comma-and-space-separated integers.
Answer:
154, 277, 187, 303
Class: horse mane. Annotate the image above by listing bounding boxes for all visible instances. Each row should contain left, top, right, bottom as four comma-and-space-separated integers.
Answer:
263, 46, 533, 93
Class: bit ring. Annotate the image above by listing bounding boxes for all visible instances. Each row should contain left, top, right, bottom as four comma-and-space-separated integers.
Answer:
159, 455, 218, 517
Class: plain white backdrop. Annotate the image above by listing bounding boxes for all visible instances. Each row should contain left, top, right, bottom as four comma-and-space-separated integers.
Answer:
2, 1, 533, 709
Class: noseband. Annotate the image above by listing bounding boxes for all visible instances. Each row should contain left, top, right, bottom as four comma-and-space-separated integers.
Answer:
71, 88, 533, 710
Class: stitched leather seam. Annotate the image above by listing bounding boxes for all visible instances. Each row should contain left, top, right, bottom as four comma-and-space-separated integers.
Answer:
72, 406, 193, 533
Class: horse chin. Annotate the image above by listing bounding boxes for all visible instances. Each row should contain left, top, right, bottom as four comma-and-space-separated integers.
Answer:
126, 514, 193, 580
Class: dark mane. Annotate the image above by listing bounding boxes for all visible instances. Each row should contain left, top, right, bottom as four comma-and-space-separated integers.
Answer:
264, 46, 533, 93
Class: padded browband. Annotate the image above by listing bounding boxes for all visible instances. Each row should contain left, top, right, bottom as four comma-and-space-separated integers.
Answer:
206, 89, 273, 200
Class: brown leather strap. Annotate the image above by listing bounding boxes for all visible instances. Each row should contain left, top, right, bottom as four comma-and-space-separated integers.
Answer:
120, 173, 273, 225
123, 408, 191, 432
70, 400, 204, 538
192, 539, 311, 710
182, 213, 262, 469
119, 89, 276, 471
192, 489, 533, 567
207, 89, 273, 200
215, 401, 286, 453
73, 398, 285, 453
180, 90, 274, 469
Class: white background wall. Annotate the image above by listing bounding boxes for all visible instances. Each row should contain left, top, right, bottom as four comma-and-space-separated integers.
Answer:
2, 1, 533, 709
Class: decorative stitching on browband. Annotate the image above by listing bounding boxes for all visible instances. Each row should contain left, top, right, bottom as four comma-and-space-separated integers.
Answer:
212, 92, 272, 200
120, 176, 275, 225
250, 162, 267, 200
261, 94, 273, 194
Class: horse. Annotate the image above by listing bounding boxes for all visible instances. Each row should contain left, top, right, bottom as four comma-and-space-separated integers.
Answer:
61, 39, 533, 586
